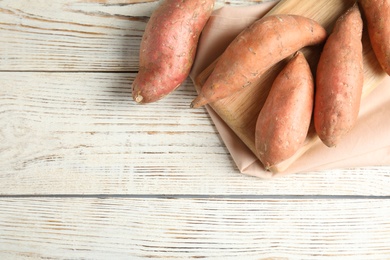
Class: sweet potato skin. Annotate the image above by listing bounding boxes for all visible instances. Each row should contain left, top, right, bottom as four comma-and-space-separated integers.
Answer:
132, 0, 215, 103
190, 14, 327, 108
359, 0, 390, 75
255, 52, 314, 170
314, 4, 364, 147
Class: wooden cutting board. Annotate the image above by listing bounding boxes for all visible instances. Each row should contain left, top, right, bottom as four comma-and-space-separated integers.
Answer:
195, 0, 387, 173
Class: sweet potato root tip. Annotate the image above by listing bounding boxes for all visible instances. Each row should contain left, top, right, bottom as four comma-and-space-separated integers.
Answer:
134, 92, 144, 103
190, 95, 207, 109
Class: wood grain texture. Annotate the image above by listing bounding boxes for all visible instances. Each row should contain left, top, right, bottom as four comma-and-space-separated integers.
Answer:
0, 0, 272, 72
1, 72, 390, 196
1, 197, 390, 259
1, 1, 390, 258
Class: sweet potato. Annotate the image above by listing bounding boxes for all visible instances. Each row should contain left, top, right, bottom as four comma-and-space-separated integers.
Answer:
132, 0, 215, 103
314, 4, 364, 147
255, 52, 314, 170
190, 14, 327, 108
359, 0, 390, 75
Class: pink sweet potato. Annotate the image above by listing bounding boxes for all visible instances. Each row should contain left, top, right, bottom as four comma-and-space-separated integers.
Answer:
132, 0, 215, 103
255, 52, 314, 170
190, 14, 327, 108
314, 3, 364, 147
359, 0, 390, 75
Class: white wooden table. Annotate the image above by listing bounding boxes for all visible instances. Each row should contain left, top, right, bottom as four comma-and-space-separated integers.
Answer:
1, 0, 390, 259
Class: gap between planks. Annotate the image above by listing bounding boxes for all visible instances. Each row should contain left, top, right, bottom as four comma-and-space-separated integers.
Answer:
1, 194, 390, 200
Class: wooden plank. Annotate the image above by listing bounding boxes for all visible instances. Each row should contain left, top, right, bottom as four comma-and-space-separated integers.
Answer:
0, 0, 274, 71
0, 197, 390, 259
1, 72, 390, 196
